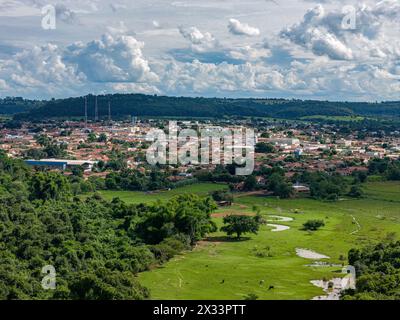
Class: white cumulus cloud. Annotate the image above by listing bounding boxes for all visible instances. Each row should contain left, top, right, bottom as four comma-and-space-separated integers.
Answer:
178, 26, 219, 53
280, 2, 400, 61
64, 33, 158, 83
0, 43, 82, 97
228, 18, 260, 37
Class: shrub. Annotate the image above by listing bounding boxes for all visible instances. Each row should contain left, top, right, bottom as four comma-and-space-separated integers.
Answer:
244, 293, 259, 300
150, 243, 179, 263
302, 219, 325, 231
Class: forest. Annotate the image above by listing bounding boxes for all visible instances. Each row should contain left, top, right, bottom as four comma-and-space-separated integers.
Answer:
0, 97, 43, 115
344, 242, 400, 300
0, 152, 217, 299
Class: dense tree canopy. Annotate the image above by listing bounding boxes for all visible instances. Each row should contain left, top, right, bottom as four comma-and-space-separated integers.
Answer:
0, 153, 217, 299
343, 242, 400, 300
11, 94, 400, 121
368, 158, 400, 181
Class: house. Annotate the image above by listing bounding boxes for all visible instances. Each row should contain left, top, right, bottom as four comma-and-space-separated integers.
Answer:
25, 159, 97, 171
217, 201, 232, 207
292, 183, 310, 194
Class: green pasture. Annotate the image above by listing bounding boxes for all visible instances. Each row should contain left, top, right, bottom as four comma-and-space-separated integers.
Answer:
300, 115, 366, 122
98, 183, 228, 204
137, 181, 400, 300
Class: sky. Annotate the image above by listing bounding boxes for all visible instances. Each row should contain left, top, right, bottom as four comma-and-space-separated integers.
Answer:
0, 0, 399, 101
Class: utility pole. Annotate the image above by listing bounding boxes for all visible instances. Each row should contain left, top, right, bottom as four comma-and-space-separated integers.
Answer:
84, 96, 88, 127
95, 95, 98, 121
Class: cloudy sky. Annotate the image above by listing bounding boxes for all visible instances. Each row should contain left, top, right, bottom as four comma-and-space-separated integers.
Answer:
0, 0, 399, 101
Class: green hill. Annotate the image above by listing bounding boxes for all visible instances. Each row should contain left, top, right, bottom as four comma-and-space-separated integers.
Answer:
10, 93, 400, 120
0, 97, 44, 115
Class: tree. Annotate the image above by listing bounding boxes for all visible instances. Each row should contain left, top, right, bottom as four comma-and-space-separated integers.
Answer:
302, 220, 325, 231
43, 142, 68, 158
220, 215, 260, 239
134, 194, 217, 244
35, 134, 51, 147
302, 172, 346, 201
348, 184, 363, 198
87, 132, 97, 143
387, 163, 400, 181
97, 133, 108, 143
352, 170, 368, 183
24, 148, 47, 160
274, 181, 293, 198
29, 172, 71, 201
69, 270, 149, 300
267, 173, 293, 198
210, 190, 233, 203
267, 172, 283, 191
71, 165, 84, 178
34, 134, 68, 158
368, 158, 389, 175
243, 175, 257, 191
255, 142, 274, 154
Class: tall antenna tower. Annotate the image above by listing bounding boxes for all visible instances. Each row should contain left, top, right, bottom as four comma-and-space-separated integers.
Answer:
84, 96, 88, 126
108, 99, 111, 122
94, 95, 98, 121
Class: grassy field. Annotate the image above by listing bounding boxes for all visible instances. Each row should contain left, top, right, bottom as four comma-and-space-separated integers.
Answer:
98, 183, 228, 204
363, 181, 400, 203
300, 115, 366, 122
136, 181, 400, 300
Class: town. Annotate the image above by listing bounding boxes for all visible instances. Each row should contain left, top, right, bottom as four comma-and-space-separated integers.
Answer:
1, 116, 399, 193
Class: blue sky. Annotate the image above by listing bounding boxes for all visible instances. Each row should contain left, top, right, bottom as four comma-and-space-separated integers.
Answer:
0, 0, 399, 101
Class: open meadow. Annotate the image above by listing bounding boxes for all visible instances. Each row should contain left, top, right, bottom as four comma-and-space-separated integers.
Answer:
98, 183, 228, 204
132, 181, 400, 300
95, 182, 400, 299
